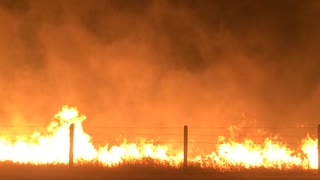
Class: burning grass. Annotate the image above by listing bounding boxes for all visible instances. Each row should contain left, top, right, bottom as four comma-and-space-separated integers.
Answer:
0, 105, 318, 171
0, 161, 318, 180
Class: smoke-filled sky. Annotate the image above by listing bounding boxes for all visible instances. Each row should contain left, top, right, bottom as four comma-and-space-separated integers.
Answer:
0, 0, 320, 140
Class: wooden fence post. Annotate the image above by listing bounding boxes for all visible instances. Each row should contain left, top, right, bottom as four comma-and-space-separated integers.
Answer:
184, 125, 188, 168
318, 124, 320, 173
69, 123, 74, 168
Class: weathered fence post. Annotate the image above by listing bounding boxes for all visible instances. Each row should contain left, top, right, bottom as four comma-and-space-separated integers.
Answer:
69, 123, 74, 168
318, 124, 320, 173
184, 125, 188, 168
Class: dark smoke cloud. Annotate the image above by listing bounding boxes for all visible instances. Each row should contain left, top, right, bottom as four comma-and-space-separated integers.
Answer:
0, 0, 320, 142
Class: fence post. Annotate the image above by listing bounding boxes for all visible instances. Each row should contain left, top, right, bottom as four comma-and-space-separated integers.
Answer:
184, 125, 188, 168
318, 124, 320, 173
69, 123, 74, 168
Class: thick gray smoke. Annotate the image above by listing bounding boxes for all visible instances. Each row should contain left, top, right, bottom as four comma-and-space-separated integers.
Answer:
0, 0, 319, 142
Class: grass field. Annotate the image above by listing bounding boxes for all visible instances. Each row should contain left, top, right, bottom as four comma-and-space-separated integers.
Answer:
0, 162, 319, 180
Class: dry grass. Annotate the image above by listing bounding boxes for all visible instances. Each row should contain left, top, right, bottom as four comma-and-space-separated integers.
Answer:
0, 161, 318, 180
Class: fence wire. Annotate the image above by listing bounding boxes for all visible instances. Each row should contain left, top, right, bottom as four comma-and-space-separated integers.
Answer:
0, 125, 318, 148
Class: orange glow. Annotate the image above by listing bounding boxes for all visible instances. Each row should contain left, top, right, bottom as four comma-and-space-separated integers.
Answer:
0, 105, 318, 170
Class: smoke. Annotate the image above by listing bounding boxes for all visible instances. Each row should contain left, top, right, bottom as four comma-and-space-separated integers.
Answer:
0, 0, 320, 142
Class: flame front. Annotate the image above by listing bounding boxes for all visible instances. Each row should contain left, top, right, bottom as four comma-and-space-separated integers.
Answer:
0, 106, 318, 170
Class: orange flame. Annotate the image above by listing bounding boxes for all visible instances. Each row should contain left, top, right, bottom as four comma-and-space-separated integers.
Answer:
0, 105, 318, 170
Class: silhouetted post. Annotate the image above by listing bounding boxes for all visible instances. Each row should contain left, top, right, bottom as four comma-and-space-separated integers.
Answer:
69, 123, 74, 168
318, 124, 320, 173
183, 125, 188, 168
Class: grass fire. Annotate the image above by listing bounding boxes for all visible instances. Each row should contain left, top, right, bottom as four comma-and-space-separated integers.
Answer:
0, 105, 317, 170
1, 0, 320, 179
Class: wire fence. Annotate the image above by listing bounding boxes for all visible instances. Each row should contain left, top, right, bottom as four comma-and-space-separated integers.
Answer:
0, 125, 318, 148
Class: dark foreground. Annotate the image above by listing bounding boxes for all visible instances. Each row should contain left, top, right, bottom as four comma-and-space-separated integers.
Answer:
0, 163, 319, 180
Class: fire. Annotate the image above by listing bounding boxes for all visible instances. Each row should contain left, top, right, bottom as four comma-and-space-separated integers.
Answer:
0, 105, 318, 170
301, 136, 318, 169
206, 137, 303, 169
98, 140, 183, 166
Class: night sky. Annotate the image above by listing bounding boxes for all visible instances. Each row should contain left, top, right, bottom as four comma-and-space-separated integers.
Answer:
0, 0, 320, 141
